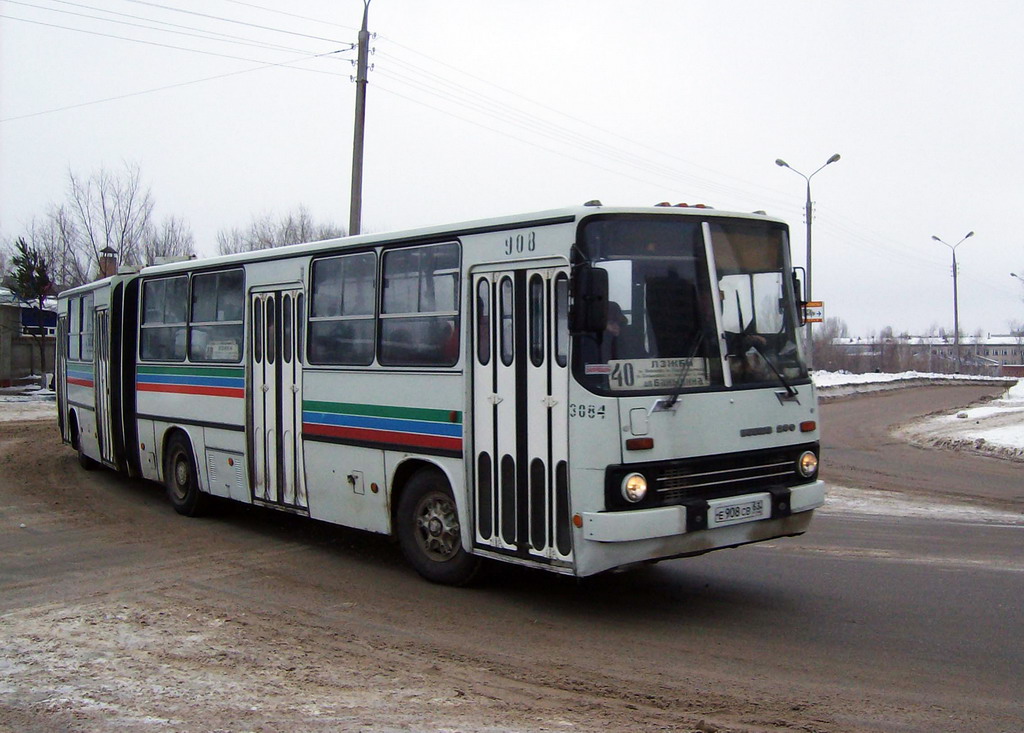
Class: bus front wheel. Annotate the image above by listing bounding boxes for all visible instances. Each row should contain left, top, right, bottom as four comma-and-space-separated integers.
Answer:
397, 469, 481, 586
164, 435, 208, 517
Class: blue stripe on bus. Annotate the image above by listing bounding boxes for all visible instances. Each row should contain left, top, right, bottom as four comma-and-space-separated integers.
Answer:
302, 411, 463, 438
136, 374, 244, 388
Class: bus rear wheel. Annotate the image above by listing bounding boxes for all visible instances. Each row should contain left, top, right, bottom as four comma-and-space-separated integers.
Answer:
397, 469, 481, 586
165, 435, 208, 517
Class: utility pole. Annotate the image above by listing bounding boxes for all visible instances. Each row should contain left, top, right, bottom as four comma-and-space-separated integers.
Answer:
931, 231, 974, 373
775, 153, 840, 367
348, 0, 371, 236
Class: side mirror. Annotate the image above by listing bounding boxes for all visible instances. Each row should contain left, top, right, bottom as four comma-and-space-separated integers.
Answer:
791, 268, 807, 325
571, 265, 609, 333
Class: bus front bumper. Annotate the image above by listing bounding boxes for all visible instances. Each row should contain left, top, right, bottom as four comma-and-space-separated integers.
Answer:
580, 480, 826, 543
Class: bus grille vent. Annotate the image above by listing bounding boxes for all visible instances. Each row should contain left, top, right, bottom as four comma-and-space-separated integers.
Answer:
656, 460, 795, 502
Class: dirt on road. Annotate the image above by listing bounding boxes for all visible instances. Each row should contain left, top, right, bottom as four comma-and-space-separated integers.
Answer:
2, 387, 1021, 732
0, 418, 827, 733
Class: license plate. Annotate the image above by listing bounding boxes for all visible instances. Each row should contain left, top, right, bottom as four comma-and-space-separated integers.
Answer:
706, 493, 771, 528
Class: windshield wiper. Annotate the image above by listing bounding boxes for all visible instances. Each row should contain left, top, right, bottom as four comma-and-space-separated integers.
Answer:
658, 331, 704, 410
748, 342, 798, 398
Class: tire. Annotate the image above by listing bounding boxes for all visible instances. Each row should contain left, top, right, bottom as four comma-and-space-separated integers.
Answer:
396, 468, 481, 586
164, 434, 208, 517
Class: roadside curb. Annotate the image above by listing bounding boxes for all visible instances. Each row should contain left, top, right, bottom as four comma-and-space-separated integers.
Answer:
816, 377, 1015, 403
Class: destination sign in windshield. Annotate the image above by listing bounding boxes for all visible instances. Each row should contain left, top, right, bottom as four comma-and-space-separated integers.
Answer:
604, 358, 710, 392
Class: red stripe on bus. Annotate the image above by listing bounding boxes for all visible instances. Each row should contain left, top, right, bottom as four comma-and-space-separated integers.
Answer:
67, 377, 94, 387
304, 423, 462, 452
137, 383, 244, 398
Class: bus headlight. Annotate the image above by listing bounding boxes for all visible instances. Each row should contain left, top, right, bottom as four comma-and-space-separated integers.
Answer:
621, 473, 648, 503
797, 451, 818, 478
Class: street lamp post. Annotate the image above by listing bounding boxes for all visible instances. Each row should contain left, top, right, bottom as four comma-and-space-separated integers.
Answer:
775, 153, 841, 364
932, 231, 975, 372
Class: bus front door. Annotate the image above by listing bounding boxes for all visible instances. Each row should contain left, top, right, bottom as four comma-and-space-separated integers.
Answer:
249, 289, 307, 511
472, 266, 573, 565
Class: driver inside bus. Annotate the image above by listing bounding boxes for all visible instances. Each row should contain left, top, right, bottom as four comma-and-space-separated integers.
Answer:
580, 301, 628, 365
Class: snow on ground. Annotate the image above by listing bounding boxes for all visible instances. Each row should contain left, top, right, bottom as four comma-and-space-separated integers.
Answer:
0, 381, 56, 422
820, 484, 1024, 526
810, 369, 1009, 389
892, 378, 1024, 461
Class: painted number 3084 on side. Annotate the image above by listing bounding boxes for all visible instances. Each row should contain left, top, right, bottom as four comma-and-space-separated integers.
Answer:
569, 404, 606, 419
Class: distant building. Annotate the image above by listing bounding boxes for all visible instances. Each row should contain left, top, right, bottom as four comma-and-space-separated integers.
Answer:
829, 333, 1024, 376
0, 290, 57, 386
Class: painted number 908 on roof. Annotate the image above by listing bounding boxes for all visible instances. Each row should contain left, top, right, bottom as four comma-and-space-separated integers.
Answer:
504, 232, 537, 255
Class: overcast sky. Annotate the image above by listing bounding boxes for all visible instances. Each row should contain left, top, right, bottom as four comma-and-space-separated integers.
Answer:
2, 0, 1022, 336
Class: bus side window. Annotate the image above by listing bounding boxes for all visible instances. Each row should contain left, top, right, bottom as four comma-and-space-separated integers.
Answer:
380, 242, 460, 367
80, 292, 95, 361
68, 295, 82, 361
140, 276, 187, 361
309, 252, 376, 366
189, 269, 244, 362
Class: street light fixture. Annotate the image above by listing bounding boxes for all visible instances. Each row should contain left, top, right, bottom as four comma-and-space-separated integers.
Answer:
775, 153, 841, 363
932, 231, 974, 372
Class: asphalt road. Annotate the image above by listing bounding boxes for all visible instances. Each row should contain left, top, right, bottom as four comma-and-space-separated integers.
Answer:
1, 385, 1022, 732
820, 383, 1023, 507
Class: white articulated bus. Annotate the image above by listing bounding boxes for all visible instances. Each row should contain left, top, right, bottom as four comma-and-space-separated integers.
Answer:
57, 203, 825, 584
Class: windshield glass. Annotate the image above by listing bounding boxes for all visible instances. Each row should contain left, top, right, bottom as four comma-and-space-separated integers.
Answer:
709, 220, 807, 386
573, 215, 807, 396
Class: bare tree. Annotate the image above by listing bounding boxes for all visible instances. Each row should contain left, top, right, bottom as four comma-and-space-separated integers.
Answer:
811, 317, 852, 372
66, 162, 154, 275
139, 216, 196, 266
217, 206, 345, 255
23, 207, 87, 289
9, 163, 194, 287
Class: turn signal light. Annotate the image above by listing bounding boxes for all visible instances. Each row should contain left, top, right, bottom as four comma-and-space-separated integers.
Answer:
800, 421, 817, 432
625, 438, 654, 451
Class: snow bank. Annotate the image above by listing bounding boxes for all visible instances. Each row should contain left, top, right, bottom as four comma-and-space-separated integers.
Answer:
0, 396, 56, 422
894, 378, 1024, 460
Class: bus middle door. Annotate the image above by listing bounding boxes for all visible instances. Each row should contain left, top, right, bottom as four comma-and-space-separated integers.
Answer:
249, 288, 307, 511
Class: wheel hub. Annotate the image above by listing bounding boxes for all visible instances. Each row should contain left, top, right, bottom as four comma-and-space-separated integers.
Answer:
416, 494, 460, 561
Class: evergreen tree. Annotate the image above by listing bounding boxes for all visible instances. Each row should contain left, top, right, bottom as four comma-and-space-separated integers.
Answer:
7, 237, 54, 384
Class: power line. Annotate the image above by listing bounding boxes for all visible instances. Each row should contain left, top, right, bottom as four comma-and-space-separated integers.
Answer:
379, 34, 796, 207
372, 81, 706, 200
0, 13, 353, 69
213, 0, 358, 33
0, 45, 350, 123
6, 0, 330, 55
121, 0, 350, 45
374, 52, 792, 210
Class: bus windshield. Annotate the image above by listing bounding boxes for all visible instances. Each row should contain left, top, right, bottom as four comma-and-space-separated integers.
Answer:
573, 215, 808, 396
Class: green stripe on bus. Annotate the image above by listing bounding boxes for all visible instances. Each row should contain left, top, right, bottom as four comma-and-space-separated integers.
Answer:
137, 365, 244, 377
303, 400, 462, 424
